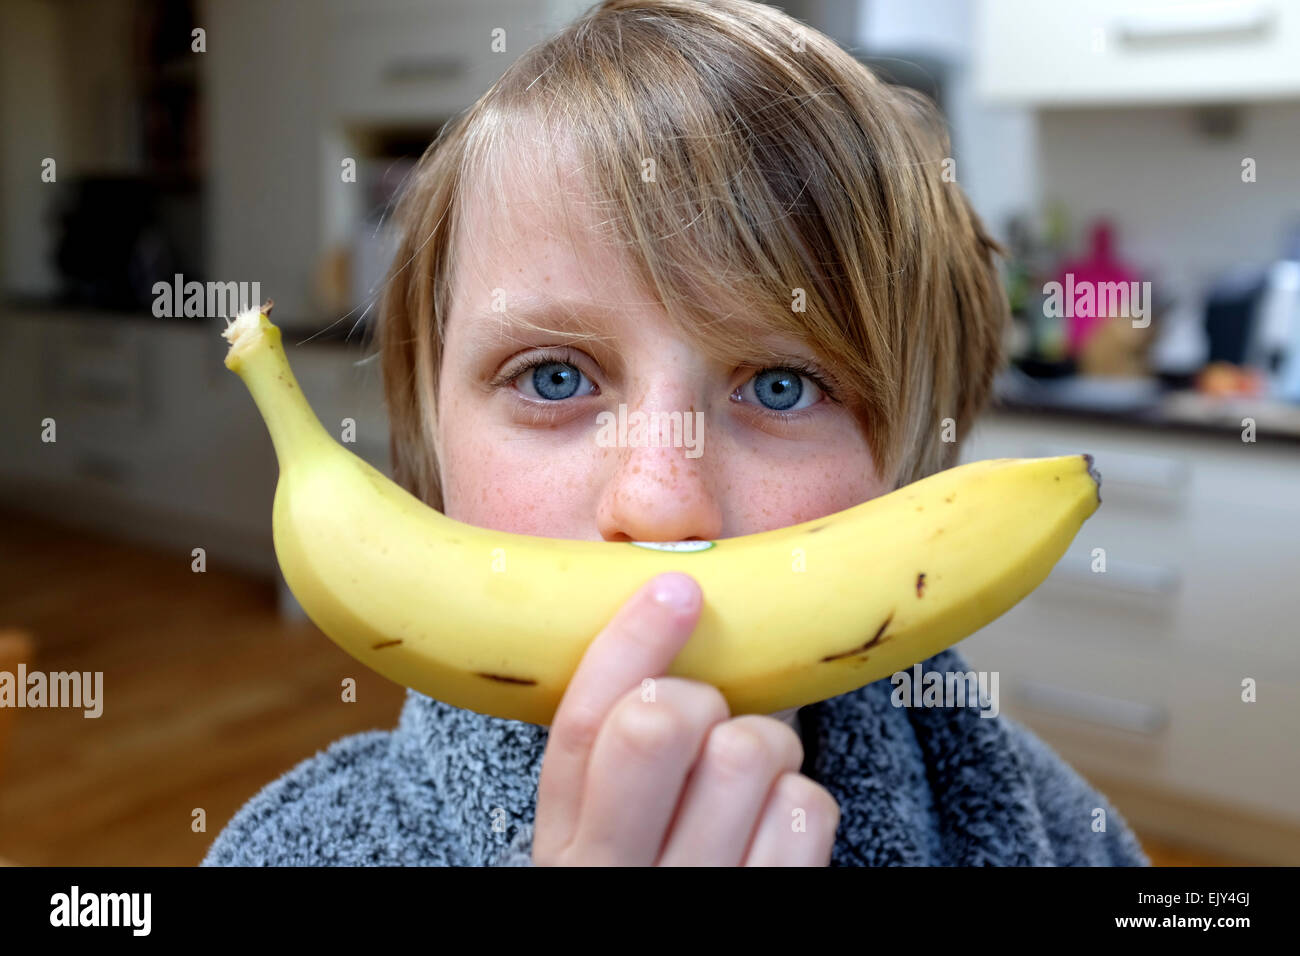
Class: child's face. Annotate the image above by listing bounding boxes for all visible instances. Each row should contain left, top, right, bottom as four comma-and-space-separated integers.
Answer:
435, 156, 886, 543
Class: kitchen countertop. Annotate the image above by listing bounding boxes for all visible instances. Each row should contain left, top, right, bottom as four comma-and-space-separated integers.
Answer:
989, 370, 1300, 445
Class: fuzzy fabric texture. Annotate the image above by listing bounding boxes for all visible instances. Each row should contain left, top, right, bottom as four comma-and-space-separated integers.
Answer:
200, 647, 1150, 867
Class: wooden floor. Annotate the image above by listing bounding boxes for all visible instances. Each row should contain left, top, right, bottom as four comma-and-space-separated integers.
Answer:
0, 508, 407, 866
0, 508, 1256, 866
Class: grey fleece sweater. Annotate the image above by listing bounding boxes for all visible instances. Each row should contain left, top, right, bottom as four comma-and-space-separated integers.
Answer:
200, 647, 1150, 866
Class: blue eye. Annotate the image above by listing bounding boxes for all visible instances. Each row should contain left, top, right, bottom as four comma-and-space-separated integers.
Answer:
741, 367, 821, 412
519, 360, 592, 401
753, 368, 801, 410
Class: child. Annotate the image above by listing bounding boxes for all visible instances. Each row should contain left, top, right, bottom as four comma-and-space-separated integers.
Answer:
203, 0, 1149, 866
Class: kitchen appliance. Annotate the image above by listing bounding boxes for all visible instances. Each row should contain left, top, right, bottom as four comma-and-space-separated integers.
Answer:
1203, 265, 1267, 366
52, 176, 179, 310
1246, 221, 1300, 402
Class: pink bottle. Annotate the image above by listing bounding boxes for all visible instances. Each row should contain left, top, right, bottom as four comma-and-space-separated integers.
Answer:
1057, 220, 1140, 355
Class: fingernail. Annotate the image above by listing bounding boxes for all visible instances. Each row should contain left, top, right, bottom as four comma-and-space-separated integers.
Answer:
652, 572, 697, 612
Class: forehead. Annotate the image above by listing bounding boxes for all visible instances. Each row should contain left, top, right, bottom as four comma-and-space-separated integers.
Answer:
449, 117, 649, 315
442, 110, 842, 375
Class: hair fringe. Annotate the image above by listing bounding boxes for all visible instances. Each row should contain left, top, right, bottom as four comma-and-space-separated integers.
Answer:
377, 0, 1009, 508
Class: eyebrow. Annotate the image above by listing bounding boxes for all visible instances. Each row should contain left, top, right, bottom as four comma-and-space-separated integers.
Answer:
458, 294, 625, 349
457, 291, 847, 386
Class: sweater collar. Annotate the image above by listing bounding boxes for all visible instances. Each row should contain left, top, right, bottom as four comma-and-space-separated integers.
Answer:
395, 647, 1052, 865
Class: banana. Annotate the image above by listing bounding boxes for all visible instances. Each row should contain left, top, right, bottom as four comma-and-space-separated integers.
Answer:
223, 304, 1101, 726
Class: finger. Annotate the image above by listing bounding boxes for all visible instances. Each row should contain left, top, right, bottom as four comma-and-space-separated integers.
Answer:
534, 571, 702, 861
655, 715, 804, 866
566, 677, 729, 865
742, 774, 840, 867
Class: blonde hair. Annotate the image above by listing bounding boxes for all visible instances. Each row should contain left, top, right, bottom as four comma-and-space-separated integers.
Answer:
377, 0, 1008, 511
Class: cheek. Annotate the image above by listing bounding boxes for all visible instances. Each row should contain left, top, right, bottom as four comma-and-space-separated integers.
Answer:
722, 434, 882, 530
437, 399, 598, 535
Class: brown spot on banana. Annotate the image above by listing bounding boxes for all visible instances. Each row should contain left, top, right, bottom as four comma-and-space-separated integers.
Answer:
821, 612, 894, 662
372, 639, 403, 649
477, 672, 538, 686
916, 573, 926, 597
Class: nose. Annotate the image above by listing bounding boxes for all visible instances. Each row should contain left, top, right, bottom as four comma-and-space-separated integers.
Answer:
595, 408, 723, 544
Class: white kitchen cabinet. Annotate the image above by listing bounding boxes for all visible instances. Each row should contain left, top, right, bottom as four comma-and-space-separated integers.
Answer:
320, 0, 594, 123
322, 0, 507, 124
975, 0, 1300, 106
0, 310, 391, 578
955, 410, 1300, 860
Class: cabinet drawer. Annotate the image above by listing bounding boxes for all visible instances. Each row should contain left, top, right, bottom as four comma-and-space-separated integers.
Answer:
957, 411, 1300, 827
962, 413, 1299, 665
962, 416, 1195, 512
323, 0, 548, 122
39, 322, 152, 428
976, 0, 1300, 106
960, 623, 1300, 826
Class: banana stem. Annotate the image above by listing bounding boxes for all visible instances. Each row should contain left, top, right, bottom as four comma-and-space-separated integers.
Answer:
223, 304, 331, 465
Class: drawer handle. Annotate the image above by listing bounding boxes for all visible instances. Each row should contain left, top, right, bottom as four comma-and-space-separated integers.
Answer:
1052, 556, 1181, 597
1115, 2, 1275, 44
1014, 680, 1168, 736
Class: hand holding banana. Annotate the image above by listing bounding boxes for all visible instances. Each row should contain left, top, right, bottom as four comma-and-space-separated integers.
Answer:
534, 572, 839, 866
223, 303, 1101, 726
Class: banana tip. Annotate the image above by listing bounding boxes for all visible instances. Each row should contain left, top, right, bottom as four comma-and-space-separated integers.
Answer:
1082, 453, 1102, 504
222, 301, 277, 365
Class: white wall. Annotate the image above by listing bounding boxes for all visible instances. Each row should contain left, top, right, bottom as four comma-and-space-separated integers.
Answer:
200, 0, 328, 325
1038, 102, 1300, 286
